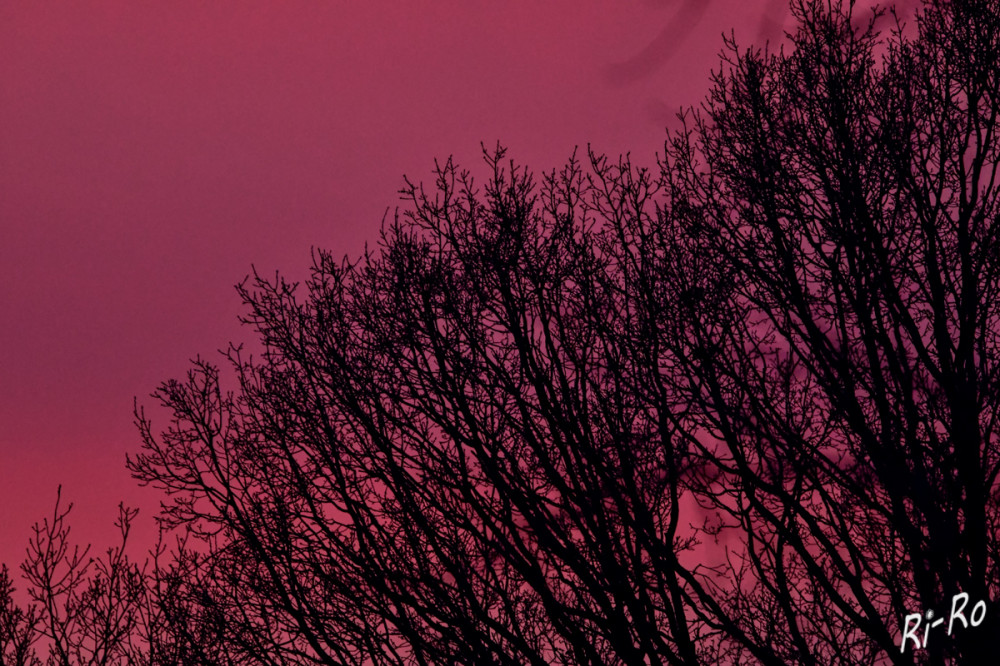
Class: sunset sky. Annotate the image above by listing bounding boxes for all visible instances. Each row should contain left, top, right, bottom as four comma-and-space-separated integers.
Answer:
1, 1, 886, 571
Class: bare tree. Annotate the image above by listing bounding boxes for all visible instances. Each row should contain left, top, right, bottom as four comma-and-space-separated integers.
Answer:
655, 0, 1000, 662
128, 140, 706, 663
0, 566, 41, 666
0, 489, 154, 666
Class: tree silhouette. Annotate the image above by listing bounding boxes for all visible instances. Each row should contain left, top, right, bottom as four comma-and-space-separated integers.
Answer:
656, 0, 1000, 661
0, 489, 156, 666
3, 0, 998, 663
0, 566, 40, 666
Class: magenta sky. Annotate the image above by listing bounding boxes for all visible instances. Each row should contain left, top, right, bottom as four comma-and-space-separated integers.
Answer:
0, 1, 855, 570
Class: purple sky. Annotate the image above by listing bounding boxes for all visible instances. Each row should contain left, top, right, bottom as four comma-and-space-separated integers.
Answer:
1, 1, 855, 569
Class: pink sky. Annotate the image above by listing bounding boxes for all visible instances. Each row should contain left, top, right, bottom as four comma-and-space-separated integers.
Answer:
1, 1, 837, 571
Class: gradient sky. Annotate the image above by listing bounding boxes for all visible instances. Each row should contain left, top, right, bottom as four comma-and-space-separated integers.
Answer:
1, 1, 900, 571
